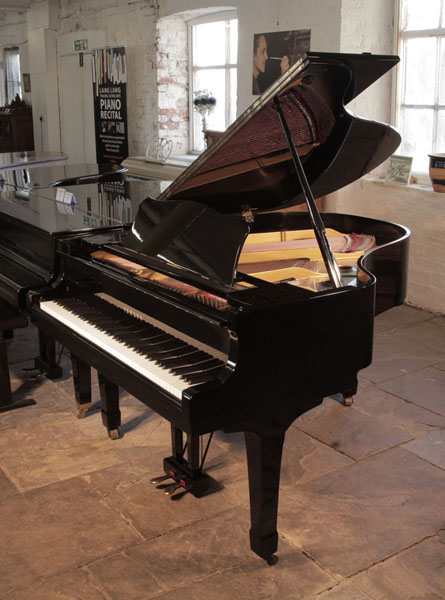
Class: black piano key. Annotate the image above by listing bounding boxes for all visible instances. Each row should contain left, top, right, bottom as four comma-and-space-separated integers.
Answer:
183, 368, 224, 385
161, 351, 211, 369
54, 296, 224, 385
160, 350, 209, 367
171, 358, 223, 376
132, 340, 188, 355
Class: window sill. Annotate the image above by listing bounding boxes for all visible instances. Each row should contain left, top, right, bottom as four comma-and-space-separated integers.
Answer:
363, 175, 442, 197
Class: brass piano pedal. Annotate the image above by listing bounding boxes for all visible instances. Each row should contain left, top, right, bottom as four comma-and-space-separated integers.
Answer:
170, 489, 188, 501
163, 456, 223, 498
150, 474, 170, 485
22, 366, 45, 383
164, 482, 182, 496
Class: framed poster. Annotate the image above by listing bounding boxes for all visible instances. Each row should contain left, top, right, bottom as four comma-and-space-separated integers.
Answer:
92, 47, 128, 166
252, 29, 311, 95
385, 155, 413, 184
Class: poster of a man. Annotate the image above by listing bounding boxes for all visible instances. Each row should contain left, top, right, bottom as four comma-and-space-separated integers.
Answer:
252, 29, 311, 95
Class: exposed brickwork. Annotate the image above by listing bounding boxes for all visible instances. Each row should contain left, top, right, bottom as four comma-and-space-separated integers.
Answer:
155, 13, 189, 155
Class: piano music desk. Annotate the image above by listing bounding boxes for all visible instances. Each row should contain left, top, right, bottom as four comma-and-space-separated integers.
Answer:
0, 300, 36, 412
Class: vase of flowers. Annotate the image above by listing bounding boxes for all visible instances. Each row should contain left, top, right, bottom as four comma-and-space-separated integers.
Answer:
193, 89, 216, 146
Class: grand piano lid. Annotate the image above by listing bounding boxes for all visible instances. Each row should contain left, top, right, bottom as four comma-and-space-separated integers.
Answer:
0, 163, 127, 191
0, 177, 165, 232
158, 51, 401, 214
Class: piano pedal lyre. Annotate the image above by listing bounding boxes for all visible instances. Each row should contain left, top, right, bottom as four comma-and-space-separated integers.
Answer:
151, 426, 223, 499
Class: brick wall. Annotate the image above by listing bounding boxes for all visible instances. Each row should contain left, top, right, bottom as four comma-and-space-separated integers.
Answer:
156, 14, 189, 155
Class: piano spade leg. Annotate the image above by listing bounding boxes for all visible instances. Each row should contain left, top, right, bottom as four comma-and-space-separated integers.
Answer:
97, 372, 121, 440
0, 330, 36, 412
71, 353, 92, 419
34, 329, 63, 379
161, 426, 222, 498
244, 429, 285, 565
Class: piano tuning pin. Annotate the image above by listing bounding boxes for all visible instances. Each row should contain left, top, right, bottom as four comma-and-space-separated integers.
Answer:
150, 474, 170, 484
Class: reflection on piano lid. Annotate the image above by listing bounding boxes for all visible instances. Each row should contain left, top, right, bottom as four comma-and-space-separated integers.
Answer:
0, 163, 127, 192
0, 151, 68, 171
121, 156, 192, 181
0, 177, 168, 231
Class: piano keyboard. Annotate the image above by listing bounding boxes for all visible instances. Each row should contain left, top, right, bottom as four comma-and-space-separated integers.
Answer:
40, 293, 228, 400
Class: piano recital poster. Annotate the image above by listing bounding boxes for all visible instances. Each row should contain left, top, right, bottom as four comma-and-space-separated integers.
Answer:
252, 29, 311, 95
92, 46, 129, 166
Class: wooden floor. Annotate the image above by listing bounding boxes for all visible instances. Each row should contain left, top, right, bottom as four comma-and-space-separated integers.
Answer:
0, 304, 444, 599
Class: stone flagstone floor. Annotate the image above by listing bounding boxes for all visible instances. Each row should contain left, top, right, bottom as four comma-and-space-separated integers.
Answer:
0, 304, 444, 599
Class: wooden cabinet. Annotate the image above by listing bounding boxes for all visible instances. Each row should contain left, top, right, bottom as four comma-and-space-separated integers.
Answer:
0, 109, 34, 153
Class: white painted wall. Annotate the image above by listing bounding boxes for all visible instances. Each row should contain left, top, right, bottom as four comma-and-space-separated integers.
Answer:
327, 180, 445, 314
58, 30, 105, 163
27, 0, 61, 152
58, 0, 160, 157
237, 0, 343, 113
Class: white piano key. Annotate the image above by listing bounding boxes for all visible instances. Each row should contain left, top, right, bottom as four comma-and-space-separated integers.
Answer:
40, 295, 228, 401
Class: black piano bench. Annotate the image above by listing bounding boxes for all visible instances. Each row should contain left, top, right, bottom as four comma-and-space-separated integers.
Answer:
0, 301, 36, 413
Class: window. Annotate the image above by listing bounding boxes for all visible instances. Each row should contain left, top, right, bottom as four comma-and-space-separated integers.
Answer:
188, 12, 238, 152
397, 0, 445, 173
4, 47, 22, 105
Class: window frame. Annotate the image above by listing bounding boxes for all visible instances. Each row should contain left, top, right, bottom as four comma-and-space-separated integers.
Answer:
3, 47, 22, 105
396, 0, 445, 177
187, 10, 237, 153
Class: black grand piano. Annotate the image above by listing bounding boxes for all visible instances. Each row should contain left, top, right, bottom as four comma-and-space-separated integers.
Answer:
0, 167, 164, 381
14, 52, 410, 564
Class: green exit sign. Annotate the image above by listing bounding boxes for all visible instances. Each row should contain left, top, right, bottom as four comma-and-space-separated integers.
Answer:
74, 39, 88, 51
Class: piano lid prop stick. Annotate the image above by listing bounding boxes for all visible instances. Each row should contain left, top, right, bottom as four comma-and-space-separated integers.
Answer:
272, 95, 342, 289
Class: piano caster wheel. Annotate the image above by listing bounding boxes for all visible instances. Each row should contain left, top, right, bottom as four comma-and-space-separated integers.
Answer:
76, 404, 91, 419
343, 396, 353, 406
108, 429, 119, 440
266, 554, 279, 566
